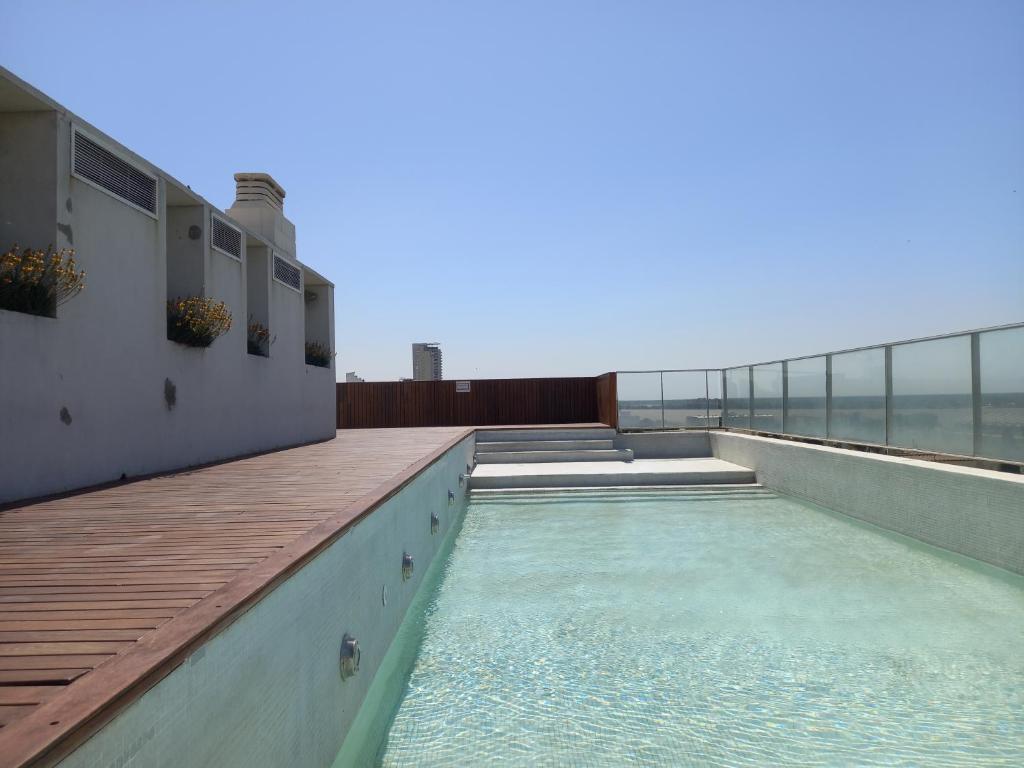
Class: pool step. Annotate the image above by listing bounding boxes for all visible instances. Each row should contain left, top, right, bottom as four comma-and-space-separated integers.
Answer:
473, 484, 769, 499
469, 458, 756, 490
476, 439, 615, 453
473, 428, 628, 467
476, 448, 634, 464
474, 428, 616, 443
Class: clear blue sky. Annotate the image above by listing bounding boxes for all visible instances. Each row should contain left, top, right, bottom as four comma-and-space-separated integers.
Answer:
6, 1, 1022, 380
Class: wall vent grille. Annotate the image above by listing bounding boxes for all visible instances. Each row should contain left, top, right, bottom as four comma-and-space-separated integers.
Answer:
210, 215, 242, 259
72, 129, 157, 215
273, 254, 302, 292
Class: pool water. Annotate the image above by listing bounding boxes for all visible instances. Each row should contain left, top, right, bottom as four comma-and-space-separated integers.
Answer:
339, 487, 1024, 766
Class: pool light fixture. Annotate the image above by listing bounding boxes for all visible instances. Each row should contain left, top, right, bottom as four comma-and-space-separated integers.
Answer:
402, 552, 414, 581
339, 633, 360, 680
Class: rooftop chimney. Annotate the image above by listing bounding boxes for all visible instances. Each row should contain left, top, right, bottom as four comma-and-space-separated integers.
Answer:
225, 172, 296, 256
233, 172, 286, 212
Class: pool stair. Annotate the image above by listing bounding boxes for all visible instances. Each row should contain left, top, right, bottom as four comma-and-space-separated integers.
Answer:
470, 428, 755, 489
470, 458, 756, 489
474, 427, 634, 464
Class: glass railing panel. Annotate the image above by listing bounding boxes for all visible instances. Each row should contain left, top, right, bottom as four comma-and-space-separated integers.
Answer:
978, 326, 1024, 462
890, 335, 972, 455
662, 371, 712, 428
752, 363, 783, 432
830, 348, 885, 444
616, 372, 664, 430
786, 356, 827, 437
724, 367, 751, 428
706, 370, 723, 426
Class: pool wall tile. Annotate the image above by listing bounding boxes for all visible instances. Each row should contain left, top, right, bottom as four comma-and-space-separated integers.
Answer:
711, 432, 1024, 575
612, 431, 712, 458
55, 435, 476, 768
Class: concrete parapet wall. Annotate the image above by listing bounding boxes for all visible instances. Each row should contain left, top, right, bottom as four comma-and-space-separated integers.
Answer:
56, 435, 475, 768
613, 431, 711, 458
711, 432, 1024, 575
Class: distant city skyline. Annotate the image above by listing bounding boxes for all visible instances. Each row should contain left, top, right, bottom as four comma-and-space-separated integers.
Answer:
6, 1, 1021, 381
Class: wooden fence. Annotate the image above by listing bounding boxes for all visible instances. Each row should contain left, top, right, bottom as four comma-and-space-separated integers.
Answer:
336, 375, 618, 429
595, 372, 618, 428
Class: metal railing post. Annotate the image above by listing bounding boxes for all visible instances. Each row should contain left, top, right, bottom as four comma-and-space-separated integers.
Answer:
884, 345, 893, 446
971, 333, 982, 456
659, 371, 665, 430
825, 354, 833, 438
748, 366, 754, 430
781, 360, 789, 435
721, 370, 727, 427
704, 369, 710, 429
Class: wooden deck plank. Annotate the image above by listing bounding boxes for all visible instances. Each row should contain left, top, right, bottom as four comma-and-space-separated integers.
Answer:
0, 427, 473, 764
0, 671, 86, 685
0, 588, 221, 598
0, 621, 162, 632
0, 656, 115, 671
0, 573, 242, 586
0, 562, 263, 572
0, 642, 132, 657
0, 631, 148, 643
0, 611, 177, 622
0, 689, 61, 707
0, 597, 207, 608
0, 706, 37, 728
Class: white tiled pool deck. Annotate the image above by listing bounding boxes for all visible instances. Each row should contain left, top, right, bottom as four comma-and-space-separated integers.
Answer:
470, 457, 756, 489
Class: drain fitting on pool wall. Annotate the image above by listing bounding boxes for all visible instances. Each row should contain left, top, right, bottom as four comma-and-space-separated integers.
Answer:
402, 552, 414, 581
339, 633, 360, 680
430, 511, 439, 534
458, 473, 465, 487
448, 490, 455, 505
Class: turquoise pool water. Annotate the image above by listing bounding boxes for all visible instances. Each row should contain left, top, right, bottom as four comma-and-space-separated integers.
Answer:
340, 487, 1024, 766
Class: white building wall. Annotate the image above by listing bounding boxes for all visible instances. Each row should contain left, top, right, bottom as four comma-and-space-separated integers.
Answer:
304, 281, 332, 348
245, 245, 270, 331
165, 205, 205, 299
0, 111, 57, 249
0, 90, 335, 505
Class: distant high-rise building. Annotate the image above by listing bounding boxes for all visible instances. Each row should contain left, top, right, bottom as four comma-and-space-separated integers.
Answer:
345, 372, 365, 383
412, 343, 443, 381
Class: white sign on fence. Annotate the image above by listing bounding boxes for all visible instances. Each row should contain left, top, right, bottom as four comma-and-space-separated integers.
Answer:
455, 380, 471, 393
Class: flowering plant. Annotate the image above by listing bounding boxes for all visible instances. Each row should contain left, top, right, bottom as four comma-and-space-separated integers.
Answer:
166, 296, 232, 347
247, 316, 275, 357
0, 245, 85, 317
305, 341, 334, 368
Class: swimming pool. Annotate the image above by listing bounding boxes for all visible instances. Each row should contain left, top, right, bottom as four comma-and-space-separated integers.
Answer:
336, 486, 1024, 766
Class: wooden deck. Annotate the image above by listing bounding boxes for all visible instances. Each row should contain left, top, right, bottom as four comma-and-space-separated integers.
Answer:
0, 427, 471, 768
